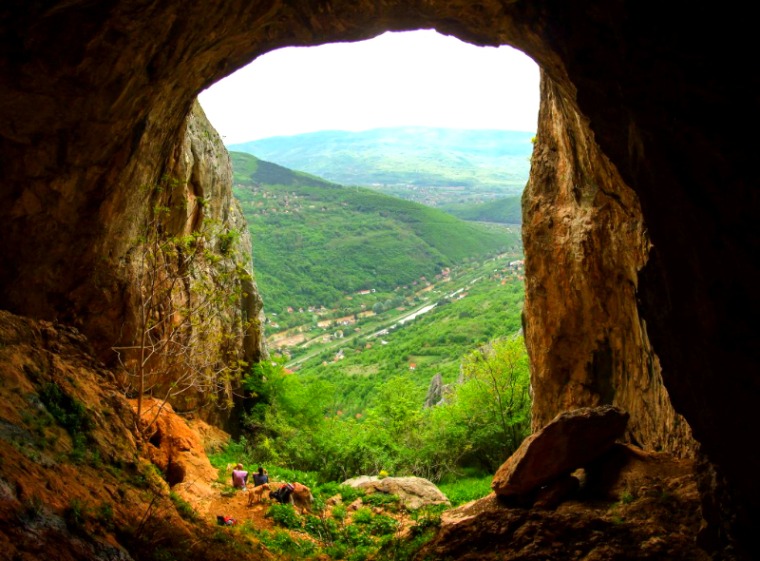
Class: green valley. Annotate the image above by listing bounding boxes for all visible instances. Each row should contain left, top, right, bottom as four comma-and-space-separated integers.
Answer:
231, 151, 520, 314
229, 149, 530, 495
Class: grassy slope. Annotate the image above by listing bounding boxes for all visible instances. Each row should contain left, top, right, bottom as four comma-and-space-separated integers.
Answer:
229, 127, 533, 194
231, 152, 520, 312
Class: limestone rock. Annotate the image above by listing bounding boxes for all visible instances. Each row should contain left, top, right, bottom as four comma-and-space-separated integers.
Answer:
341, 476, 450, 510
523, 73, 697, 461
492, 406, 629, 497
424, 373, 445, 407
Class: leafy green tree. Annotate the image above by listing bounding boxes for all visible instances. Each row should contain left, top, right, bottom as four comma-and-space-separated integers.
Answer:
455, 335, 531, 470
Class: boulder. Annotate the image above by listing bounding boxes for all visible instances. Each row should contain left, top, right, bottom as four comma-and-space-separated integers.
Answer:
341, 476, 450, 510
492, 405, 629, 498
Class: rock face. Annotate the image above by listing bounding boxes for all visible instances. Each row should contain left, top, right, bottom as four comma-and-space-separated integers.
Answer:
422, 450, 707, 561
492, 406, 629, 498
112, 101, 266, 424
522, 77, 695, 459
0, 2, 757, 558
341, 476, 450, 510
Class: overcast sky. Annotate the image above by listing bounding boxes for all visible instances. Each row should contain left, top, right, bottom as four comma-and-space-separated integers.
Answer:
198, 29, 540, 144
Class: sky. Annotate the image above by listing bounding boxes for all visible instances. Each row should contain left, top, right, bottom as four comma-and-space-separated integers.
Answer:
198, 29, 540, 144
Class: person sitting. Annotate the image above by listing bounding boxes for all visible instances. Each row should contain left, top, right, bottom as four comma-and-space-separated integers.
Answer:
231, 463, 248, 490
253, 466, 268, 487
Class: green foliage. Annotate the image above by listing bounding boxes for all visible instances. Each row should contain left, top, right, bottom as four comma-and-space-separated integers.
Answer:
368, 514, 398, 536
38, 382, 91, 458
437, 473, 493, 506
244, 332, 530, 484
456, 335, 532, 470
362, 493, 400, 509
331, 503, 348, 521
254, 526, 320, 559
351, 507, 373, 525
296, 272, 525, 417
169, 491, 197, 521
304, 514, 340, 542
95, 501, 114, 528
39, 383, 91, 436
440, 195, 523, 224
265, 503, 303, 529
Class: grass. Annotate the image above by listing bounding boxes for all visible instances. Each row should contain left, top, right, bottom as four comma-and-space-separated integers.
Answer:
437, 472, 493, 506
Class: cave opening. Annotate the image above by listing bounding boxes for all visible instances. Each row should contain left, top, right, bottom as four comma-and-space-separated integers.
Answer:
198, 29, 540, 482
1, 4, 756, 557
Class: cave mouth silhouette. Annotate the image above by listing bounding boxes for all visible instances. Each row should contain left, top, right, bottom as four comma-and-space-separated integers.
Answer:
0, 4, 755, 558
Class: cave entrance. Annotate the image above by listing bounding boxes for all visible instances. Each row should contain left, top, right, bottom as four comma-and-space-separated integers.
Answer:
199, 30, 539, 482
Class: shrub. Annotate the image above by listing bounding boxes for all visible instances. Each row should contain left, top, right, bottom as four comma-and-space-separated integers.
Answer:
304, 514, 339, 542
351, 507, 373, 525
265, 503, 302, 529
369, 514, 398, 536
363, 493, 400, 509
257, 530, 316, 558
64, 498, 90, 532
331, 504, 348, 521
338, 485, 365, 503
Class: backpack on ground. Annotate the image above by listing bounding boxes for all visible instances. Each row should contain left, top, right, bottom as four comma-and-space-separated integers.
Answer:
271, 483, 295, 504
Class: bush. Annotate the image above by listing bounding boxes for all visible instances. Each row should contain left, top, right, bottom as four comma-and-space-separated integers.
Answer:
369, 514, 399, 536
338, 485, 365, 503
437, 473, 492, 506
304, 514, 339, 542
332, 504, 348, 521
265, 503, 302, 529
351, 507, 373, 525
257, 530, 316, 558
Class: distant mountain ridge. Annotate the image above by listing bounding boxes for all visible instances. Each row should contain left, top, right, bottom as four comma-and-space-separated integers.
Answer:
228, 127, 533, 199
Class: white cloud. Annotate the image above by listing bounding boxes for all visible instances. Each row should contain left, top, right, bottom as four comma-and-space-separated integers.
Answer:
198, 29, 540, 144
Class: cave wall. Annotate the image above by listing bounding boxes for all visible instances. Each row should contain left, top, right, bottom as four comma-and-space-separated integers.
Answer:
0, 1, 757, 558
523, 73, 695, 458
115, 100, 267, 422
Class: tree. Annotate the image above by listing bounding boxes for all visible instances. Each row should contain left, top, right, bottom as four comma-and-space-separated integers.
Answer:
455, 335, 532, 470
113, 179, 251, 435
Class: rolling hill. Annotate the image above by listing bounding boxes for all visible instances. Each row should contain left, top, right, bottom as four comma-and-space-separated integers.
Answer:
230, 151, 521, 313
229, 127, 534, 205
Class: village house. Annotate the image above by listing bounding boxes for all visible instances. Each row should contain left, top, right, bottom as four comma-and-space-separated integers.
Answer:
336, 315, 356, 326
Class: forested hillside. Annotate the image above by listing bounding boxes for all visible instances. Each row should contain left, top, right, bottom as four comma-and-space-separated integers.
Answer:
229, 127, 533, 205
440, 195, 523, 224
231, 151, 520, 313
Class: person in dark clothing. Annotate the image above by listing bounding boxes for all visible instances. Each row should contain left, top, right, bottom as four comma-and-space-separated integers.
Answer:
253, 466, 268, 487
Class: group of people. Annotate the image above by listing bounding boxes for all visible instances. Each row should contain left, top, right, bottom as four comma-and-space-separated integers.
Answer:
230, 462, 311, 510
231, 463, 268, 491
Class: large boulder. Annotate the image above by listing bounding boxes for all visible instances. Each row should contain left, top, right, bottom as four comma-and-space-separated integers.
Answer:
492, 405, 629, 497
341, 476, 450, 510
